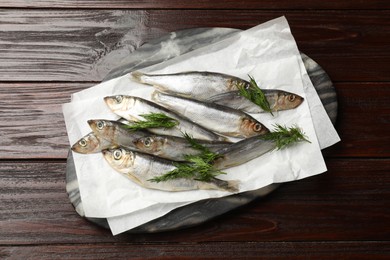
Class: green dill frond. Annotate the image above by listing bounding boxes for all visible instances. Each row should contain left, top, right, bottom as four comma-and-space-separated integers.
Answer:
149, 162, 193, 183
150, 124, 310, 183
195, 168, 226, 182
123, 113, 178, 131
261, 124, 311, 150
238, 75, 273, 115
182, 132, 222, 162
149, 133, 225, 183
182, 132, 209, 153
149, 157, 226, 183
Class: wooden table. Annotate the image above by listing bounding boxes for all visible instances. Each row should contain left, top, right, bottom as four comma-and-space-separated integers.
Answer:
1, 1, 389, 259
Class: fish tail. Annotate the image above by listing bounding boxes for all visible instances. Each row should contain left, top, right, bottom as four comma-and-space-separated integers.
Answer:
210, 178, 240, 193
131, 71, 146, 84
224, 180, 240, 192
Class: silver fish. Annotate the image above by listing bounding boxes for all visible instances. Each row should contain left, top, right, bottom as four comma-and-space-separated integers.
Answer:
152, 92, 269, 138
104, 95, 226, 141
133, 135, 231, 161
102, 147, 239, 192
71, 132, 116, 154
72, 118, 133, 154
213, 136, 277, 170
88, 119, 148, 151
207, 90, 304, 113
131, 71, 250, 100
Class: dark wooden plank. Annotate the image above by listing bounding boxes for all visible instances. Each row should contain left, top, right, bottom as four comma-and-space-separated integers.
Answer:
325, 82, 390, 157
0, 10, 389, 82
1, 159, 388, 244
1, 82, 388, 159
0, 83, 92, 159
0, 161, 116, 244
0, 9, 149, 82
1, 242, 389, 259
1, 0, 389, 9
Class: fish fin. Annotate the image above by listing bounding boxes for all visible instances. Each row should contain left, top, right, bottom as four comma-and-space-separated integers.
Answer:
216, 135, 230, 142
131, 71, 146, 84
150, 90, 160, 102
123, 172, 145, 187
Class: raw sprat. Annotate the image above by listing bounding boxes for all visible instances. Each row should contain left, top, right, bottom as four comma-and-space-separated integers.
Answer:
133, 134, 230, 161
102, 147, 239, 192
71, 132, 115, 154
131, 71, 251, 100
148, 125, 310, 185
131, 71, 304, 114
86, 118, 231, 161
104, 95, 226, 141
207, 89, 303, 114
152, 91, 269, 138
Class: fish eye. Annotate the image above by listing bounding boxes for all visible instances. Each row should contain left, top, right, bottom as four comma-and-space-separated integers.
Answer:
288, 94, 296, 102
115, 95, 123, 103
113, 149, 122, 160
78, 139, 87, 147
143, 137, 152, 147
253, 123, 263, 132
97, 121, 105, 130
244, 83, 251, 90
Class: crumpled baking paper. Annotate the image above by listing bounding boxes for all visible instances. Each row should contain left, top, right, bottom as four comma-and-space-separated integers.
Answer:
62, 16, 340, 234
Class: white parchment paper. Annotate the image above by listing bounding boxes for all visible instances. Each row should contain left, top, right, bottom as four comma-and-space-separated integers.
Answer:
62, 17, 339, 228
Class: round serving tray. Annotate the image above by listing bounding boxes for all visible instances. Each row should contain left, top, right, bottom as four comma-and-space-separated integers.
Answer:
66, 27, 337, 233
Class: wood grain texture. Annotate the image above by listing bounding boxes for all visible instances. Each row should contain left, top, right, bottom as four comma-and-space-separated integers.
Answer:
0, 83, 92, 159
0, 10, 389, 82
0, 2, 388, 258
0, 9, 151, 82
327, 82, 390, 157
1, 242, 389, 259
1, 0, 390, 9
1, 82, 388, 159
1, 159, 388, 244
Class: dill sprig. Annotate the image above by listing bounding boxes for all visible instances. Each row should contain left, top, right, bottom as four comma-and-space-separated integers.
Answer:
182, 132, 209, 153
123, 113, 178, 131
150, 162, 197, 182
238, 75, 273, 115
261, 124, 311, 150
151, 158, 226, 183
150, 133, 225, 183
150, 125, 310, 183
182, 132, 222, 162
